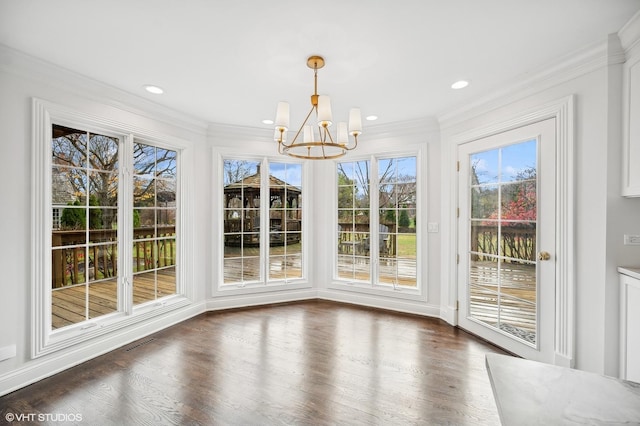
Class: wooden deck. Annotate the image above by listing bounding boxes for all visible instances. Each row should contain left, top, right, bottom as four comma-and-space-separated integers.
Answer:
52, 267, 176, 330
468, 261, 537, 339
337, 256, 417, 286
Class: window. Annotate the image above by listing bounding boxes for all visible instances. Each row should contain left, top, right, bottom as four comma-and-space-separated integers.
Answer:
336, 155, 418, 290
378, 156, 417, 287
337, 160, 371, 281
33, 99, 189, 357
51, 125, 120, 329
268, 162, 303, 281
132, 142, 177, 304
223, 160, 262, 284
221, 158, 304, 287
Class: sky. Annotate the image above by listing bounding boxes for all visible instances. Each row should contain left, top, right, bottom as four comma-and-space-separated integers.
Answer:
471, 139, 537, 184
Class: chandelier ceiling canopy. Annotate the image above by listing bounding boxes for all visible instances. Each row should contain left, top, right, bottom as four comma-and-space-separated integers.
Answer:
274, 55, 362, 160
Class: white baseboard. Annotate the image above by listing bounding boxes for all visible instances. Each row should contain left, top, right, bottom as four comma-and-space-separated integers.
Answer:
555, 351, 575, 368
0, 302, 205, 397
317, 289, 441, 318
1, 291, 448, 397
205, 289, 317, 311
440, 305, 458, 326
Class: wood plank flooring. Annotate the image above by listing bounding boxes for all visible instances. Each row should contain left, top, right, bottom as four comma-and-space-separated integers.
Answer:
0, 301, 508, 425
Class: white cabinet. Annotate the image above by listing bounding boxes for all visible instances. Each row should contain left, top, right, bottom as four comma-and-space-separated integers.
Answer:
620, 14, 640, 197
622, 59, 640, 196
620, 269, 640, 382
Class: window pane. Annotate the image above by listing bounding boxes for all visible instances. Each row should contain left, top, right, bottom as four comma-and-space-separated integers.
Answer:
52, 166, 84, 206
132, 141, 178, 305
471, 221, 499, 258
267, 162, 303, 283
133, 271, 157, 305
134, 176, 155, 207
156, 148, 177, 179
336, 160, 371, 282
89, 133, 119, 171
376, 156, 417, 288
242, 257, 260, 281
52, 284, 86, 329
501, 139, 537, 183
52, 125, 87, 168
51, 124, 121, 330
224, 257, 242, 283
471, 184, 498, 219
470, 149, 499, 185
222, 159, 262, 284
133, 143, 156, 176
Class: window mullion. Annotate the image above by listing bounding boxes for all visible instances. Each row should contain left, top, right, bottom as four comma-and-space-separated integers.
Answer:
121, 134, 134, 314
261, 158, 268, 284
370, 156, 380, 286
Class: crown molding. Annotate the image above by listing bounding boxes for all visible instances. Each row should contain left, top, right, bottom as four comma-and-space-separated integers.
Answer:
363, 116, 440, 142
207, 122, 274, 144
438, 39, 609, 130
0, 44, 208, 136
619, 9, 640, 53
208, 116, 441, 148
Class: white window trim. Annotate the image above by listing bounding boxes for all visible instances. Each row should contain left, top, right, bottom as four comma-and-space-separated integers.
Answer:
213, 152, 311, 296
329, 148, 427, 302
31, 98, 194, 358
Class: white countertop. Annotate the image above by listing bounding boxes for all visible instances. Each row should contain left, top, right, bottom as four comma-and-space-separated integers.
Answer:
619, 266, 640, 280
486, 353, 640, 425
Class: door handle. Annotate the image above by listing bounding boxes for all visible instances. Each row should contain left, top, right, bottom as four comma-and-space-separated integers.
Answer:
537, 251, 551, 261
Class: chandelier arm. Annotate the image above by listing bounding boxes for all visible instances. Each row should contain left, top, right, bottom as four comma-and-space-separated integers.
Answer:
323, 123, 335, 144
345, 134, 359, 151
282, 105, 316, 148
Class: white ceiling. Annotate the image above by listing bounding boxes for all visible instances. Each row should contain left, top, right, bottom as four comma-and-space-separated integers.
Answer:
2, 0, 640, 131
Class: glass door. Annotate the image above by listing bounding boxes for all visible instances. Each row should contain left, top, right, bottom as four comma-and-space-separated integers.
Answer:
458, 118, 556, 362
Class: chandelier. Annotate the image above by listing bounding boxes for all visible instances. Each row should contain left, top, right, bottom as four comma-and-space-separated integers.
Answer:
273, 55, 362, 160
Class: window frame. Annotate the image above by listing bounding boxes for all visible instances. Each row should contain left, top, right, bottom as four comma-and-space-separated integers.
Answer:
32, 98, 193, 358
214, 153, 310, 295
330, 149, 426, 301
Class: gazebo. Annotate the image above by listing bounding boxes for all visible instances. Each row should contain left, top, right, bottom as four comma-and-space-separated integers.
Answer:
224, 172, 301, 246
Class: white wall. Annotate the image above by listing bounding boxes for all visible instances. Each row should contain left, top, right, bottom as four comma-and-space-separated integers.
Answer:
439, 36, 640, 374
0, 46, 210, 395
2, 22, 640, 395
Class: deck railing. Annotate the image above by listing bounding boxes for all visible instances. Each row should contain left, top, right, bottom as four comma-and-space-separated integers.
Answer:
51, 226, 176, 288
471, 224, 536, 262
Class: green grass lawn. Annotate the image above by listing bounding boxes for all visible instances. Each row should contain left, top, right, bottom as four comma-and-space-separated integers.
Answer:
396, 233, 417, 258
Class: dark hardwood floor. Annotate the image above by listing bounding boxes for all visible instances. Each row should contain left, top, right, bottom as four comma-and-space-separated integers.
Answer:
0, 301, 508, 425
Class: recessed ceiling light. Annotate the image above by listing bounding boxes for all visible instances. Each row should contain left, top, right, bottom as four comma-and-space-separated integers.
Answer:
262, 119, 274, 125
365, 115, 378, 121
451, 80, 469, 90
144, 85, 164, 94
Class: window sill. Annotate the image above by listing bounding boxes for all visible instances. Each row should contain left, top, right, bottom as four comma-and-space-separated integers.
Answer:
34, 296, 191, 359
